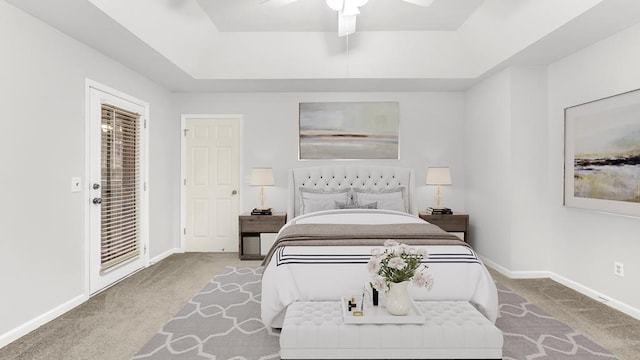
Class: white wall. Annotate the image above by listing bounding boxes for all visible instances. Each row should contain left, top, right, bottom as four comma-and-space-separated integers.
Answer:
464, 66, 549, 272
547, 21, 640, 313
173, 92, 467, 216
0, 1, 178, 344
464, 70, 513, 266
466, 21, 640, 316
509, 67, 549, 272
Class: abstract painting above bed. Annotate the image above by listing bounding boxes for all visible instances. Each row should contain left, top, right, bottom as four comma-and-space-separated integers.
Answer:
298, 102, 399, 160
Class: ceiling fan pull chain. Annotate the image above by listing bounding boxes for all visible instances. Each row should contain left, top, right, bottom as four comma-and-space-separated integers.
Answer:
346, 29, 350, 78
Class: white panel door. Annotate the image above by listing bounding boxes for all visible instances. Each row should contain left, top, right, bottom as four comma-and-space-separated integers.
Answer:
185, 117, 240, 252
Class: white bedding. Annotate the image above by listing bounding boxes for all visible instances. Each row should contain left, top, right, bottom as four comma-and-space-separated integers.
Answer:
260, 209, 499, 328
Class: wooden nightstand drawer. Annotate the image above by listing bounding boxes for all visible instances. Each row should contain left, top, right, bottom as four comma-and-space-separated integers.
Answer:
239, 215, 286, 233
418, 213, 469, 241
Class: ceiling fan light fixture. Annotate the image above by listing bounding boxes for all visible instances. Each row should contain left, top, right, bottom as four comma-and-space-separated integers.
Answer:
326, 0, 369, 36
342, 2, 361, 16
326, 0, 368, 13
326, 0, 344, 11
338, 13, 356, 36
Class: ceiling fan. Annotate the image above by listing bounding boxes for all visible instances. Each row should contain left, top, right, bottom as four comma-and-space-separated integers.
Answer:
261, 0, 435, 36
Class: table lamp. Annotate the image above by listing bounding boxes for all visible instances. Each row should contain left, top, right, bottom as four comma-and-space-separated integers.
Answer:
250, 167, 274, 215
426, 167, 451, 211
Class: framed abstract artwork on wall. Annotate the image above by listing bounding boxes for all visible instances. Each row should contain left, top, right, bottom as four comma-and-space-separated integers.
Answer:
564, 88, 640, 217
298, 102, 399, 160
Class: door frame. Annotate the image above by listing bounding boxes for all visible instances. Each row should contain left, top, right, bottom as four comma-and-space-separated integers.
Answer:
180, 114, 243, 251
84, 79, 150, 295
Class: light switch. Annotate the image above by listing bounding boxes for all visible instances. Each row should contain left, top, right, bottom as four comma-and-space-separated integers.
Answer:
71, 177, 82, 192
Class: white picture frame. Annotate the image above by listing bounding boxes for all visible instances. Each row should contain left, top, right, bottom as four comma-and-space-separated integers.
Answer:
564, 88, 640, 217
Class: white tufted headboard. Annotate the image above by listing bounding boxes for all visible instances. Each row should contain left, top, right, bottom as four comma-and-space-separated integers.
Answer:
287, 166, 415, 219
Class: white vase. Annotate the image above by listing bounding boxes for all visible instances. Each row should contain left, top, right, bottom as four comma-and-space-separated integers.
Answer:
385, 281, 411, 316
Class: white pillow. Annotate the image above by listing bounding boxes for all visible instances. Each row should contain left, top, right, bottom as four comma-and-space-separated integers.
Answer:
299, 188, 350, 215
354, 188, 406, 213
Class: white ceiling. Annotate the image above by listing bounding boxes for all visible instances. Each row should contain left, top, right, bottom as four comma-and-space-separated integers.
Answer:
7, 0, 640, 92
197, 0, 483, 32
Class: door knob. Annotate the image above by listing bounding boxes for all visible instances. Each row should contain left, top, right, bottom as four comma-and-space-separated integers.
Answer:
93, 197, 102, 205
93, 183, 100, 190
231, 190, 238, 195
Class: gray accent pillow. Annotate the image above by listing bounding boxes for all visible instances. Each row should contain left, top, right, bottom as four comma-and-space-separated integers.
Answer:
335, 200, 357, 209
335, 200, 378, 209
357, 201, 378, 209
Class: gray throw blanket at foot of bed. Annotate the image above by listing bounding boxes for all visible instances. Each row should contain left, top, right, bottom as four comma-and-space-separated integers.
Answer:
262, 222, 466, 266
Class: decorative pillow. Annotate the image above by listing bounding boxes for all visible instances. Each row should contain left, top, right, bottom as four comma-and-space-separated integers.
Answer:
334, 200, 377, 209
354, 187, 406, 212
299, 188, 350, 215
357, 201, 378, 209
300, 198, 338, 214
335, 200, 357, 209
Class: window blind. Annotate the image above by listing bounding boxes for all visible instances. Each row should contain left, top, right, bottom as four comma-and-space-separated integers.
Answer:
100, 104, 141, 273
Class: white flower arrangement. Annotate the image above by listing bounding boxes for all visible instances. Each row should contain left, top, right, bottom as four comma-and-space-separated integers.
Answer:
368, 239, 434, 292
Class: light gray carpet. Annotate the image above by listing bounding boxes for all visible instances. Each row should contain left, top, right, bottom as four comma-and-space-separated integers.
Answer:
133, 266, 617, 360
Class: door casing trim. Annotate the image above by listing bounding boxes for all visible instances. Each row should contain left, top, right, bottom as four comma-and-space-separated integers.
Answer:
180, 114, 244, 252
84, 78, 150, 296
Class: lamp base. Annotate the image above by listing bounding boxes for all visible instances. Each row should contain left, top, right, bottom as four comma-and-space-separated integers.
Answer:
251, 208, 273, 215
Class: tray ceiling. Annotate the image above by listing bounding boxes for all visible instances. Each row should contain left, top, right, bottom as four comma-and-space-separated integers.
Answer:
7, 0, 640, 92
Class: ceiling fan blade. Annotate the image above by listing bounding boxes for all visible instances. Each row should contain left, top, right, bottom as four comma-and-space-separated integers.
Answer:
260, 0, 299, 7
401, 0, 434, 7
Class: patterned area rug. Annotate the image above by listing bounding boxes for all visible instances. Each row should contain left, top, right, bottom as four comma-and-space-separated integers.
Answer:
133, 266, 617, 360
132, 267, 279, 360
496, 283, 616, 359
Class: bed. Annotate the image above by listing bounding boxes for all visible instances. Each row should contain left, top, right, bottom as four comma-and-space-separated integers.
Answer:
260, 165, 498, 328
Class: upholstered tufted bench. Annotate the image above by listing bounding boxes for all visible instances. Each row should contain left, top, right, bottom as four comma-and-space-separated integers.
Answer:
280, 301, 503, 359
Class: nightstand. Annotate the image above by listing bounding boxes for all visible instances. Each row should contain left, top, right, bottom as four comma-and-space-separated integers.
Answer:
238, 212, 287, 260
418, 212, 469, 241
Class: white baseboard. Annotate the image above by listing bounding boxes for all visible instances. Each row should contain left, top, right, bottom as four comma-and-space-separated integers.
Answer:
1, 249, 182, 350
0, 294, 87, 349
479, 256, 551, 279
550, 273, 640, 321
149, 247, 182, 265
480, 255, 640, 321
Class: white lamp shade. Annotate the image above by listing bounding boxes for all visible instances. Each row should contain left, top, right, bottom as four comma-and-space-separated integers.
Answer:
426, 167, 451, 185
250, 168, 274, 186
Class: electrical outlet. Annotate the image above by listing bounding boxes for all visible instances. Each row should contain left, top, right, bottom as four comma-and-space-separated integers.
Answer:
614, 262, 624, 277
